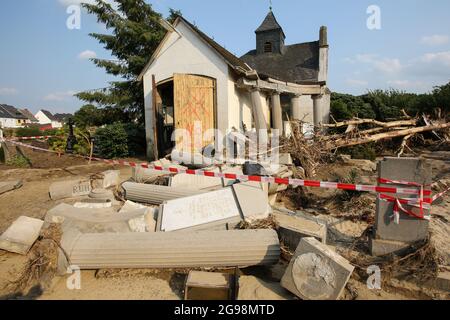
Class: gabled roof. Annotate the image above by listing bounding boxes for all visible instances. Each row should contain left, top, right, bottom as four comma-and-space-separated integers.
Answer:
53, 113, 72, 122
19, 108, 39, 122
0, 104, 28, 119
39, 109, 57, 121
138, 16, 253, 81
255, 11, 285, 38
241, 41, 320, 83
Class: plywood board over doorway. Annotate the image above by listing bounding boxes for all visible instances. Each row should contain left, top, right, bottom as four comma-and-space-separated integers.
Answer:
173, 74, 216, 153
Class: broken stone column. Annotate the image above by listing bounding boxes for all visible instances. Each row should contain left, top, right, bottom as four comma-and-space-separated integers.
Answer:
271, 92, 283, 136
290, 94, 302, 120
250, 88, 268, 132
59, 229, 280, 270
122, 182, 205, 205
370, 157, 432, 256
312, 94, 323, 127
281, 237, 354, 300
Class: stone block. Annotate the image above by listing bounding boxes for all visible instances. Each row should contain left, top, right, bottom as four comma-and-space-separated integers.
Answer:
88, 188, 115, 202
369, 238, 412, 256
49, 179, 92, 200
92, 170, 120, 189
281, 237, 354, 300
273, 212, 327, 251
0, 216, 44, 255
232, 183, 271, 222
0, 180, 23, 195
374, 157, 432, 243
185, 271, 233, 300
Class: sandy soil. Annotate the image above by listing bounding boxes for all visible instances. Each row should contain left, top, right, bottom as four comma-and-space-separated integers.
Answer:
0, 150, 448, 300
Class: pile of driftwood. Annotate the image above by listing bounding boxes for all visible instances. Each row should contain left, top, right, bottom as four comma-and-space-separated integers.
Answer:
321, 114, 450, 156
281, 112, 449, 177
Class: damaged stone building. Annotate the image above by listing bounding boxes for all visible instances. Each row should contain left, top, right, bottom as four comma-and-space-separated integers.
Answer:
139, 11, 330, 159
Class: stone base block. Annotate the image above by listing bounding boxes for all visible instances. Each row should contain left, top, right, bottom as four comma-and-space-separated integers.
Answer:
369, 237, 412, 256
281, 237, 354, 300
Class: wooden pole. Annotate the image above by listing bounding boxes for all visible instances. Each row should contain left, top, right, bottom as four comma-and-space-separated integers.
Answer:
151, 75, 160, 160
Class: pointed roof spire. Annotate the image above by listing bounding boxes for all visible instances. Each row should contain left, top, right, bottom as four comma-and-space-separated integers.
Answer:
255, 10, 285, 38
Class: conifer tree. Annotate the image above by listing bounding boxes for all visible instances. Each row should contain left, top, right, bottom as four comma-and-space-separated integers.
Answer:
76, 0, 180, 123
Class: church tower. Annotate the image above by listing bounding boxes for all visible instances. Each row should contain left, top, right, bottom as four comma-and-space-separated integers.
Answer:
255, 10, 286, 55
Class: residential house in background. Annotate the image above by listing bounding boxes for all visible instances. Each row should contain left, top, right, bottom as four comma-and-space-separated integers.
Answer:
53, 113, 73, 124
34, 109, 71, 128
0, 104, 28, 128
18, 108, 39, 124
139, 11, 330, 159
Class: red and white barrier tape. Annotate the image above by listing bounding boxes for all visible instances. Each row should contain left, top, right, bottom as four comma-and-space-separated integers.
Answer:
4, 139, 449, 204
10, 135, 58, 141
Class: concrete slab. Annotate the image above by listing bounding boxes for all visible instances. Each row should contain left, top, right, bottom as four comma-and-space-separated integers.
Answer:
273, 212, 327, 251
49, 179, 92, 200
281, 237, 354, 300
169, 167, 223, 191
159, 188, 241, 232
232, 183, 271, 222
0, 180, 23, 195
185, 271, 233, 300
0, 216, 44, 255
45, 203, 146, 233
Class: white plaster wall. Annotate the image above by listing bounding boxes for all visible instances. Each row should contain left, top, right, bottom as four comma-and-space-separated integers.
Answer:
35, 111, 51, 124
51, 121, 63, 128
0, 118, 20, 128
143, 20, 232, 157
227, 72, 255, 131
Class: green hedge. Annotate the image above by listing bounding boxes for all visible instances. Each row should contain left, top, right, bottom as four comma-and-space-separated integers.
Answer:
93, 123, 146, 159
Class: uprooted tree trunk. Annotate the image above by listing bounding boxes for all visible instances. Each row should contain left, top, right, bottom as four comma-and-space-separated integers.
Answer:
327, 122, 450, 149
323, 118, 418, 129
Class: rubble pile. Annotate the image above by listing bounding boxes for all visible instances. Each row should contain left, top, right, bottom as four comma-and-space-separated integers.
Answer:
0, 152, 448, 300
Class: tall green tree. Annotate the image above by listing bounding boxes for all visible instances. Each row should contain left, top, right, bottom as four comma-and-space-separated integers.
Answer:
76, 0, 179, 124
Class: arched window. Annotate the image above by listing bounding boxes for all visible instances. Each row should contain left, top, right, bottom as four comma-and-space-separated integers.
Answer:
264, 42, 272, 53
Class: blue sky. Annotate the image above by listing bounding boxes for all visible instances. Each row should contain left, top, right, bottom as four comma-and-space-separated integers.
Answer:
0, 0, 450, 114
